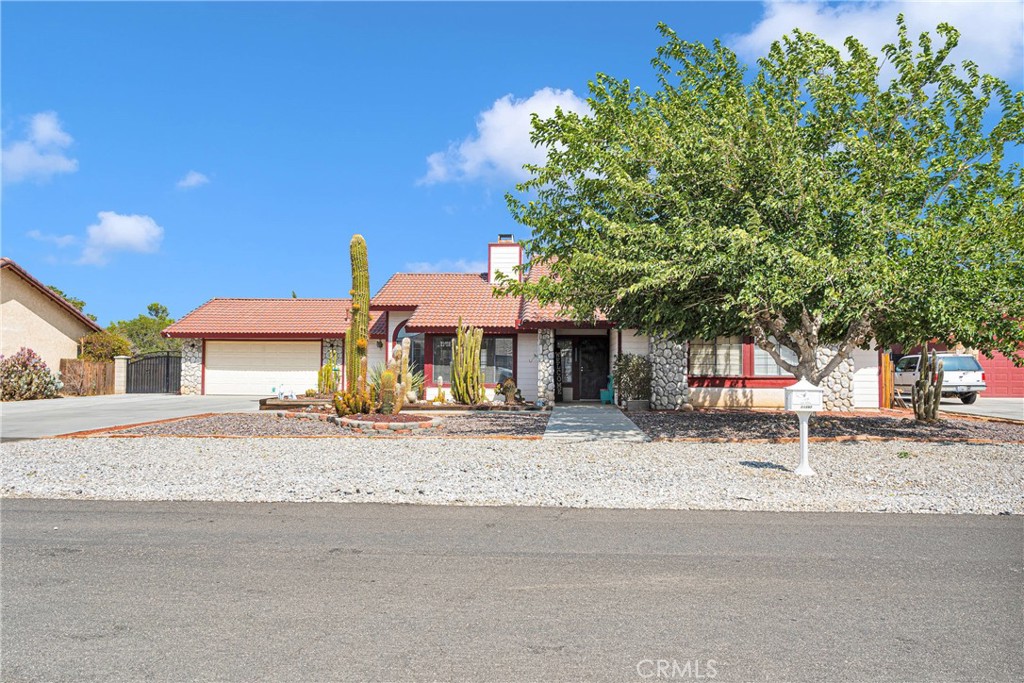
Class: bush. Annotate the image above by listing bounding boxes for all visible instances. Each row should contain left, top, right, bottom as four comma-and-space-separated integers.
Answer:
0, 348, 61, 401
613, 354, 652, 401
80, 331, 132, 361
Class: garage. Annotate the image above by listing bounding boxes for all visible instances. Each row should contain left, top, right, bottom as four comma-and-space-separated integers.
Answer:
978, 350, 1024, 398
204, 341, 320, 395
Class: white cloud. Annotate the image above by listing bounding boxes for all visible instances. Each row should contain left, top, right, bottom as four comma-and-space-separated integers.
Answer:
27, 230, 77, 248
79, 211, 165, 266
418, 87, 588, 185
2, 112, 78, 184
176, 170, 209, 189
730, 1, 1023, 80
404, 258, 487, 274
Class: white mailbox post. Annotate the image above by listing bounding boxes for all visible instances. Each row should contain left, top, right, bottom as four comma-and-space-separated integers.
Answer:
784, 378, 825, 476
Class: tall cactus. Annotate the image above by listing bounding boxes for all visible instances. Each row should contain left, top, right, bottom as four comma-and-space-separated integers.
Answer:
346, 235, 370, 391
912, 349, 944, 421
400, 336, 415, 402
451, 318, 484, 405
379, 369, 396, 415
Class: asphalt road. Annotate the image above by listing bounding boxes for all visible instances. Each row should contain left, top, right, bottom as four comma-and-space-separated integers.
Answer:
0, 394, 261, 441
2, 500, 1021, 682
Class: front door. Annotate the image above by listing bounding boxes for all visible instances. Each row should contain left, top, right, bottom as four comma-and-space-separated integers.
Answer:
576, 337, 609, 400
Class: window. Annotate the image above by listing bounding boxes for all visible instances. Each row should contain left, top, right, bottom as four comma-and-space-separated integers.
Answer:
753, 337, 798, 376
689, 336, 742, 376
895, 356, 919, 372
939, 356, 982, 372
395, 323, 424, 374
432, 337, 453, 384
482, 337, 514, 384
431, 335, 514, 385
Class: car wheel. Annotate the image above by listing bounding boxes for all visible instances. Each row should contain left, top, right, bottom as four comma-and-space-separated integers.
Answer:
960, 393, 978, 405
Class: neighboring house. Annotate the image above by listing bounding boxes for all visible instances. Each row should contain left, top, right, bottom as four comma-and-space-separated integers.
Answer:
163, 234, 884, 409
0, 257, 102, 372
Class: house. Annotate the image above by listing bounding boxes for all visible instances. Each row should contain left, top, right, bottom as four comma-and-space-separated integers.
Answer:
163, 234, 885, 409
0, 257, 102, 371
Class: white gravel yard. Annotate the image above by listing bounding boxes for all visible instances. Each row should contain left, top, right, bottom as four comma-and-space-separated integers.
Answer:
3, 437, 1022, 514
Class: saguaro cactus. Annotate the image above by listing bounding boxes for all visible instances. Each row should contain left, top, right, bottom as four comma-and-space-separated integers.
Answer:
912, 349, 944, 421
400, 337, 415, 403
345, 235, 371, 391
451, 318, 484, 405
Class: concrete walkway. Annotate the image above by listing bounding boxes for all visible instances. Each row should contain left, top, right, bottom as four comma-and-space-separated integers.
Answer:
542, 403, 648, 442
939, 397, 1023, 422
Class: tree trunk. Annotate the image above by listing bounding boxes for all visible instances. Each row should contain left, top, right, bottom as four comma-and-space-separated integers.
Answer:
751, 311, 872, 385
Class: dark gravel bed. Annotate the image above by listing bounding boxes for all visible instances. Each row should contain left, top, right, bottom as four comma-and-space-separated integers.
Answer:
627, 409, 1024, 443
112, 411, 549, 438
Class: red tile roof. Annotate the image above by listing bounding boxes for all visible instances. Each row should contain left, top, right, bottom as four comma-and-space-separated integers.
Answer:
517, 261, 609, 328
0, 257, 103, 332
162, 298, 385, 339
373, 273, 521, 332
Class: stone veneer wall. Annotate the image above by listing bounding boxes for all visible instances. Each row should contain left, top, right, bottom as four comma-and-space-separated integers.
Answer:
180, 338, 203, 395
817, 345, 855, 411
537, 329, 556, 404
649, 337, 690, 409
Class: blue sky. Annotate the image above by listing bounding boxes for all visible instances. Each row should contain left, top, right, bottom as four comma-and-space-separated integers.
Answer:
3, 1, 1022, 326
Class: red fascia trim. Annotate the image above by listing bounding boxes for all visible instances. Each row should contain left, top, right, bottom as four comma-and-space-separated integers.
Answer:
371, 304, 417, 312
518, 321, 614, 330
384, 311, 390, 358
200, 340, 207, 395
165, 332, 344, 340
688, 376, 798, 388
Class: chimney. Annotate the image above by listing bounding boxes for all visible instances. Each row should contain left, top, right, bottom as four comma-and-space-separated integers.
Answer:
488, 233, 522, 284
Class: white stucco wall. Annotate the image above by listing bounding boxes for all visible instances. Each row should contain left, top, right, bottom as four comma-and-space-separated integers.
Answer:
0, 268, 96, 373
517, 332, 538, 401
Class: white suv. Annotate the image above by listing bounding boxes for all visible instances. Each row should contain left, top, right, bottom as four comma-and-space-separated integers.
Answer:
894, 353, 987, 404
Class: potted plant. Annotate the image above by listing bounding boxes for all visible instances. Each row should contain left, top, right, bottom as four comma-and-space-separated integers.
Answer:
613, 354, 652, 411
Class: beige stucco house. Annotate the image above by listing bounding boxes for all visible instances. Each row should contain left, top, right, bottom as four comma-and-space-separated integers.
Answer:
1, 257, 102, 372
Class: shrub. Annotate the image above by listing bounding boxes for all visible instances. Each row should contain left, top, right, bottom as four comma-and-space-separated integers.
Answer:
0, 348, 60, 401
80, 331, 132, 361
613, 354, 652, 401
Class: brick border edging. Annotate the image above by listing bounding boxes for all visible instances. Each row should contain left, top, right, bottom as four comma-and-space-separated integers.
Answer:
337, 416, 443, 434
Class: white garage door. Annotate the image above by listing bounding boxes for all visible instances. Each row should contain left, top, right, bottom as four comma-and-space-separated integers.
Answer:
205, 341, 320, 395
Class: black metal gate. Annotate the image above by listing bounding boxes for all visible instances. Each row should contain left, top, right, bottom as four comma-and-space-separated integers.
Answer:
127, 352, 181, 393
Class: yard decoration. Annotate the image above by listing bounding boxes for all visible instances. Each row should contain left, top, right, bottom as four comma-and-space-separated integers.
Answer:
912, 350, 944, 422
498, 17, 1024, 412
345, 235, 370, 392
451, 318, 484, 405
500, 377, 518, 404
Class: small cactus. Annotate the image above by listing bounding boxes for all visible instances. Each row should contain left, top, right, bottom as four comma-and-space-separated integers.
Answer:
379, 370, 396, 414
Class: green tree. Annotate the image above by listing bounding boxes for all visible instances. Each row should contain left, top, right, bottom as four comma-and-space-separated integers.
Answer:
107, 302, 182, 355
502, 18, 1023, 382
47, 285, 98, 322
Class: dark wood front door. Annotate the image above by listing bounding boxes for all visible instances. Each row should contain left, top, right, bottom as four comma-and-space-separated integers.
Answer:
576, 337, 609, 400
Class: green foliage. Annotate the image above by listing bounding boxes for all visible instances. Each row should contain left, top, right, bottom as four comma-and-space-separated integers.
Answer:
80, 331, 132, 361
47, 285, 98, 322
451, 318, 484, 404
345, 235, 371, 391
318, 349, 340, 395
0, 348, 60, 401
912, 351, 944, 421
107, 303, 181, 355
613, 354, 652, 401
333, 389, 373, 416
501, 18, 1024, 383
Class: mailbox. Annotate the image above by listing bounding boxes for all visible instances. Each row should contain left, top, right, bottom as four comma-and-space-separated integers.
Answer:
784, 378, 824, 476
785, 378, 824, 412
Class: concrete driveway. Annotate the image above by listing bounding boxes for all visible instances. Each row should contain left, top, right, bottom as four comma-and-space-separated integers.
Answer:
0, 394, 262, 441
940, 397, 1024, 421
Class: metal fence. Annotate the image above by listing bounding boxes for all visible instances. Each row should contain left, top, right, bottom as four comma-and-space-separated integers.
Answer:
127, 352, 181, 393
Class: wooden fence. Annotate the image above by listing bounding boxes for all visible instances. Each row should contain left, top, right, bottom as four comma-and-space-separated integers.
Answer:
879, 352, 895, 409
59, 359, 115, 396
